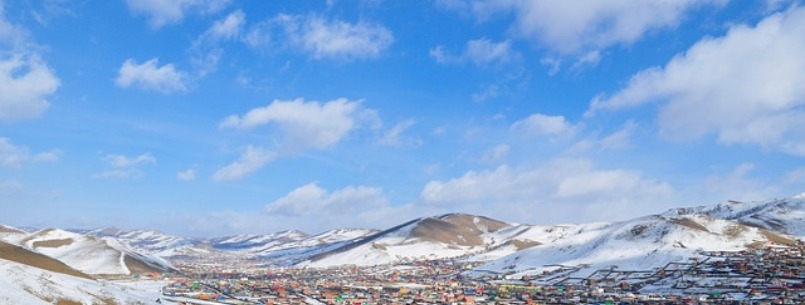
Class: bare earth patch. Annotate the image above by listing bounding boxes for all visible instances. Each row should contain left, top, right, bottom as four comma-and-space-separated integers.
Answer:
32, 238, 74, 248
0, 240, 93, 280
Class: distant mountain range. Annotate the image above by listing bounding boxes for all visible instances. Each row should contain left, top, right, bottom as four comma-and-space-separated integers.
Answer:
0, 194, 802, 303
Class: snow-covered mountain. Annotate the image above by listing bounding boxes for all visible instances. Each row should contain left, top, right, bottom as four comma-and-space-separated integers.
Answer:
11, 228, 171, 276
0, 242, 157, 305
0, 224, 26, 242
84, 226, 204, 258
303, 213, 529, 267
664, 194, 805, 238
3, 194, 801, 276
211, 229, 310, 251
475, 213, 798, 279
303, 195, 804, 271
0, 237, 163, 303
75, 226, 379, 266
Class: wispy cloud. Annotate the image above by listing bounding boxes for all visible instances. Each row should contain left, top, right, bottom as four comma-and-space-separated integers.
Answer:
213, 146, 276, 182
430, 38, 519, 67
125, 0, 230, 29
93, 152, 156, 179
246, 14, 393, 60
0, 138, 59, 168
116, 58, 190, 94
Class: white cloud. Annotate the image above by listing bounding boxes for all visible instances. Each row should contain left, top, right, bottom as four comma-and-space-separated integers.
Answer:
570, 50, 602, 71
0, 54, 60, 121
177, 168, 196, 181
569, 120, 638, 153
0, 2, 26, 45
207, 10, 245, 41
248, 14, 393, 60
116, 58, 189, 94
419, 159, 675, 223
439, 0, 725, 54
213, 146, 276, 181
265, 183, 388, 217
104, 153, 155, 168
692, 163, 780, 204
377, 119, 419, 147
93, 152, 155, 179
125, 0, 230, 29
0, 2, 60, 123
480, 144, 510, 163
189, 10, 246, 77
430, 38, 518, 66
220, 98, 371, 151
0, 138, 59, 168
589, 7, 805, 155
511, 113, 579, 138
0, 138, 29, 168
539, 57, 561, 76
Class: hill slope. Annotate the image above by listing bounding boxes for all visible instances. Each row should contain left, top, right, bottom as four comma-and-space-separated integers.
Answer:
303, 213, 523, 267
0, 259, 154, 305
17, 228, 171, 276
664, 194, 805, 238
475, 214, 797, 278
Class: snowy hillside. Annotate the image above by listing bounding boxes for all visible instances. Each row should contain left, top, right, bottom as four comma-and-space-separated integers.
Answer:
0, 259, 154, 305
302, 213, 521, 267
90, 227, 198, 252
475, 214, 797, 278
211, 229, 310, 251
664, 194, 805, 238
16, 228, 170, 276
0, 225, 26, 242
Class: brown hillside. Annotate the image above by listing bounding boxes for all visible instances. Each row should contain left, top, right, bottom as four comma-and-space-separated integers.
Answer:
0, 240, 93, 280
441, 214, 510, 234
0, 225, 25, 234
123, 254, 163, 274
32, 238, 74, 248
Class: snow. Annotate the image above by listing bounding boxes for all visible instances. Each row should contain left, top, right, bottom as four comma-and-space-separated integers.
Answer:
0, 259, 157, 304
21, 229, 129, 275
14, 228, 170, 275
475, 215, 777, 278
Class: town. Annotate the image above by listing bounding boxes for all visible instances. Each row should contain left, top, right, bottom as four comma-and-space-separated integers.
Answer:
156, 242, 804, 305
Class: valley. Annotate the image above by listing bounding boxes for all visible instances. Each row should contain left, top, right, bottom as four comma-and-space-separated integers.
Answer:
0, 195, 803, 304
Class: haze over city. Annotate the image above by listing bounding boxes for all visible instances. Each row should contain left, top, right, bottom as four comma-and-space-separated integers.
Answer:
2, 0, 805, 237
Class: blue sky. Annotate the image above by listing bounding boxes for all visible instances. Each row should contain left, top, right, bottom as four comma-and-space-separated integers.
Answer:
2, 0, 805, 237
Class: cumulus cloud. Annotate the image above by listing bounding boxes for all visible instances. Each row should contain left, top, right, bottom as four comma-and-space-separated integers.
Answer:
437, 0, 725, 54
125, 0, 230, 29
511, 113, 579, 138
93, 152, 155, 179
220, 98, 371, 151
0, 53, 60, 122
430, 38, 518, 66
419, 159, 675, 224
0, 2, 60, 122
246, 14, 393, 60
115, 58, 189, 94
212, 146, 276, 181
588, 7, 805, 155
265, 183, 388, 217
0, 138, 59, 168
